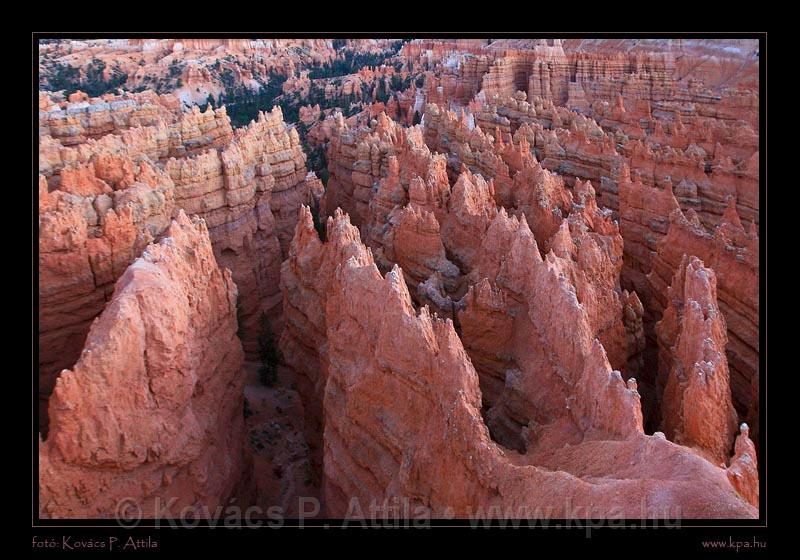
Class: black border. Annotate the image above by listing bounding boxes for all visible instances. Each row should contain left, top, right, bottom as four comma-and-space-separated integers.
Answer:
32, 31, 768, 549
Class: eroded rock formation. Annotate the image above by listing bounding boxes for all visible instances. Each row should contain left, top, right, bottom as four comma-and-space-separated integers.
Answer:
656, 255, 738, 464
282, 208, 756, 519
649, 202, 759, 441
39, 96, 317, 432
38, 38, 762, 521
38, 157, 175, 432
40, 212, 250, 518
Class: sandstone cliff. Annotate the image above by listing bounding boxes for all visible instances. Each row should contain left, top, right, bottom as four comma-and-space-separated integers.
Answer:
39, 96, 316, 420
649, 202, 759, 442
38, 156, 175, 433
656, 256, 738, 465
40, 211, 250, 518
283, 208, 756, 519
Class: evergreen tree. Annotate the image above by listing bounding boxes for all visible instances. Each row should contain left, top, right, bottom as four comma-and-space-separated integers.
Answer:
257, 313, 280, 387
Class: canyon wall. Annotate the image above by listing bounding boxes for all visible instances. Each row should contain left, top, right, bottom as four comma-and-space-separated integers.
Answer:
40, 212, 250, 518
656, 255, 738, 464
282, 208, 756, 518
38, 157, 175, 432
38, 38, 761, 520
649, 202, 759, 440
39, 94, 317, 432
164, 107, 321, 351
439, 74, 759, 438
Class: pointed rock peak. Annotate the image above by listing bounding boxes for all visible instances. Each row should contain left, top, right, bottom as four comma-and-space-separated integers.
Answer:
387, 155, 400, 178
727, 421, 759, 507
290, 205, 323, 252
549, 220, 576, 259
738, 422, 750, 440
452, 168, 474, 192
326, 208, 361, 245
574, 178, 596, 203
722, 196, 745, 231
658, 252, 736, 464
450, 169, 496, 217
333, 207, 348, 221
408, 175, 427, 203
334, 111, 346, 128
421, 209, 440, 231
663, 181, 681, 212
666, 253, 692, 306
495, 127, 504, 147
384, 262, 415, 311
627, 290, 644, 316
297, 204, 315, 231
509, 214, 542, 264
459, 108, 470, 127
682, 256, 719, 313
517, 213, 534, 239
670, 254, 712, 302
482, 205, 517, 241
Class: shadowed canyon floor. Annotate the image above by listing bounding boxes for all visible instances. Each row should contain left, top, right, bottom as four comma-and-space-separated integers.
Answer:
37, 37, 761, 520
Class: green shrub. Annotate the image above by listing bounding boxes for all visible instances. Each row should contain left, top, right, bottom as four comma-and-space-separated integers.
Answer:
310, 200, 327, 242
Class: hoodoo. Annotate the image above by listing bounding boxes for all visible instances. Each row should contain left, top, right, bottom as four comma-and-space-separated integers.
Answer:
40, 211, 250, 518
